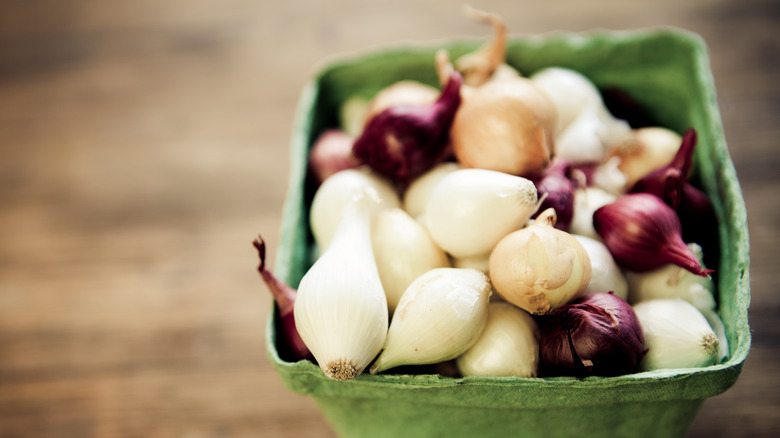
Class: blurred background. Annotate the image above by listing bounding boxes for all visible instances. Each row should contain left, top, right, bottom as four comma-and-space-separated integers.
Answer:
0, 0, 777, 437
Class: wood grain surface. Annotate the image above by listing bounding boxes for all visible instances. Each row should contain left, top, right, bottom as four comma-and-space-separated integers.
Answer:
1, 0, 777, 437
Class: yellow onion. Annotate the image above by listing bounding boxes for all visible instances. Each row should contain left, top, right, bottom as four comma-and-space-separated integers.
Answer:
450, 76, 556, 176
433, 31, 556, 177
489, 208, 591, 314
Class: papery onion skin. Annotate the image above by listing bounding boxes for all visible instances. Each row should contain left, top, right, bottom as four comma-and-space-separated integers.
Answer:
593, 193, 714, 277
454, 6, 507, 87
539, 292, 645, 377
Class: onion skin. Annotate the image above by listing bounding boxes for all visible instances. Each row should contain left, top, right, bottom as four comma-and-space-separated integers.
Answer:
539, 292, 645, 377
593, 193, 714, 277
455, 6, 508, 87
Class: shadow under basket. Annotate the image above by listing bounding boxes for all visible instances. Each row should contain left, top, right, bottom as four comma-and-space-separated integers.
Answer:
266, 27, 751, 438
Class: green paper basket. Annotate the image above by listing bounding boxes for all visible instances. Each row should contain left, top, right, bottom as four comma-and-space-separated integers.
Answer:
267, 27, 751, 438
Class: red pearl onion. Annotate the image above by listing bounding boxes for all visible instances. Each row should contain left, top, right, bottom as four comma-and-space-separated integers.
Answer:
308, 129, 361, 186
352, 69, 462, 187
601, 86, 657, 129
539, 292, 645, 377
593, 193, 714, 277
253, 236, 312, 361
624, 128, 720, 268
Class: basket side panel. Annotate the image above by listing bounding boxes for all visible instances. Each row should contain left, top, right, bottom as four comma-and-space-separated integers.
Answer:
315, 395, 704, 438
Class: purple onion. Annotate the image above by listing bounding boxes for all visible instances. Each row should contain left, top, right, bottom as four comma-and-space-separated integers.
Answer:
679, 183, 720, 269
540, 292, 645, 377
352, 70, 462, 187
527, 158, 575, 231
628, 128, 697, 209
253, 236, 312, 361
601, 87, 657, 129
308, 129, 361, 186
629, 166, 685, 210
593, 193, 714, 277
566, 161, 598, 186
623, 128, 720, 269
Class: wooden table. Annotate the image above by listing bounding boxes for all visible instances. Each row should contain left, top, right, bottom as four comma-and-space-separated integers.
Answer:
1, 0, 777, 436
